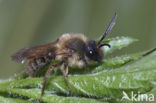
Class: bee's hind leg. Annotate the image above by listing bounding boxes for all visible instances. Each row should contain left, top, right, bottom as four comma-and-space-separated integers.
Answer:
39, 62, 63, 102
61, 62, 71, 94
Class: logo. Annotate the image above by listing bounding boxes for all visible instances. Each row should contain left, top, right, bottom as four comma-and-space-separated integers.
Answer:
121, 91, 154, 102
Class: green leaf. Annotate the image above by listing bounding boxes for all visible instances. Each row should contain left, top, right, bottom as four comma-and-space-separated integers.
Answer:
102, 36, 138, 55
93, 48, 156, 73
0, 95, 33, 103
7, 88, 107, 103
92, 53, 142, 73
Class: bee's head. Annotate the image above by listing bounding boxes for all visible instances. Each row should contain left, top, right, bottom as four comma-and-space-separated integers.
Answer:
86, 40, 110, 62
86, 13, 117, 62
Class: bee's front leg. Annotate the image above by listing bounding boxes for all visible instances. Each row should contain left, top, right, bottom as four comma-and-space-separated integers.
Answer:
82, 58, 89, 71
61, 62, 71, 94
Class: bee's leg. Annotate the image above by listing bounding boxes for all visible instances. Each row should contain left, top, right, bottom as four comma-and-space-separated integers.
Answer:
40, 62, 62, 102
79, 54, 89, 71
82, 58, 89, 71
26, 59, 35, 77
62, 62, 71, 94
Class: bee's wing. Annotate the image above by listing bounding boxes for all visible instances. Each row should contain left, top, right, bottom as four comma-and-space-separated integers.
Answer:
11, 42, 57, 64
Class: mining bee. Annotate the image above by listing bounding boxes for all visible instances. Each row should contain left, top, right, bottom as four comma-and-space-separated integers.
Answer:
11, 13, 117, 101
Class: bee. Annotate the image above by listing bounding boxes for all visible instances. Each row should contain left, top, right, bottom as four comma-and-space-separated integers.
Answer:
11, 13, 117, 101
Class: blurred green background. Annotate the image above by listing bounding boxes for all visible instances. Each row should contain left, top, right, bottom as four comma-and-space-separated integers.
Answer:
0, 0, 156, 79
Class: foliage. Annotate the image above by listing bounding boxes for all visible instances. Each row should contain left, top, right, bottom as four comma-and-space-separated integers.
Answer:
0, 36, 155, 103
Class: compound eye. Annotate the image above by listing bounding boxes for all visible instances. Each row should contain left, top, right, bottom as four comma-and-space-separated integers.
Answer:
89, 50, 93, 54
89, 50, 95, 56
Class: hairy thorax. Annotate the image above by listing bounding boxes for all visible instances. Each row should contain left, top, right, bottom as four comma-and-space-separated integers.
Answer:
55, 33, 88, 67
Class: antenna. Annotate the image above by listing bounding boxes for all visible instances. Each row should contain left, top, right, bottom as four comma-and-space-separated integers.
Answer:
98, 12, 117, 45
